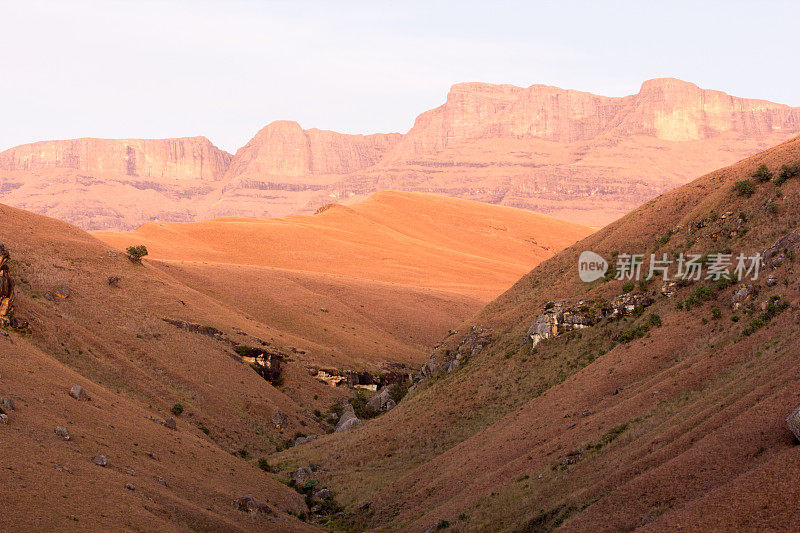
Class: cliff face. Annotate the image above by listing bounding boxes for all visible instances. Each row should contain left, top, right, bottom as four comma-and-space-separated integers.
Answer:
385, 78, 800, 159
223, 120, 401, 182
0, 137, 231, 181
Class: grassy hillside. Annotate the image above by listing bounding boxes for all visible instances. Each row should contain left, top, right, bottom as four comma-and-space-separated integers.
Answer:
276, 136, 800, 531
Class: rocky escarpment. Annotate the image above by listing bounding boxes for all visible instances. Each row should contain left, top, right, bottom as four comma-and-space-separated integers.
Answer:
386, 78, 800, 157
525, 295, 654, 347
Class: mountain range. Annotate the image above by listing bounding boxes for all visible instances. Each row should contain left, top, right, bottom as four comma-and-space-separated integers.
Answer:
3, 78, 799, 230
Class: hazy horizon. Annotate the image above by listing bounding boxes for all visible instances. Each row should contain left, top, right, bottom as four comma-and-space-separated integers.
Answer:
2, 0, 799, 153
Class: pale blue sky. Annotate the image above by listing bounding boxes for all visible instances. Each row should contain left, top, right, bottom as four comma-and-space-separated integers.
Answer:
2, 0, 798, 153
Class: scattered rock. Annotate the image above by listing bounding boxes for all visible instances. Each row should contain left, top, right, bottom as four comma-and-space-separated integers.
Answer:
271, 410, 287, 429
107, 276, 121, 287
54, 426, 71, 441
334, 404, 363, 433
308, 463, 323, 473
145, 452, 158, 461
92, 455, 108, 467
766, 275, 779, 287
0, 414, 8, 424
234, 494, 271, 514
294, 434, 319, 446
69, 385, 89, 401
155, 475, 168, 487
125, 483, 135, 491
0, 397, 15, 412
313, 488, 333, 501
291, 467, 311, 485
163, 417, 177, 430
732, 283, 756, 310
660, 281, 678, 298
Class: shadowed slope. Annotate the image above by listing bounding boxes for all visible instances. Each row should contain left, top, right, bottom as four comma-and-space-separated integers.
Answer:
275, 136, 800, 531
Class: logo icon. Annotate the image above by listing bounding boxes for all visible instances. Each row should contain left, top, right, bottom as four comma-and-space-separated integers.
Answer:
578, 251, 608, 282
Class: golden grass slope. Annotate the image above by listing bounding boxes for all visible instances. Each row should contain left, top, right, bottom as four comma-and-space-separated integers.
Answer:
95, 190, 592, 301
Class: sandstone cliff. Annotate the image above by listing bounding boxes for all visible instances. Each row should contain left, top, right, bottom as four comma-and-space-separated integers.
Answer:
0, 136, 231, 181
385, 78, 800, 159
223, 120, 401, 182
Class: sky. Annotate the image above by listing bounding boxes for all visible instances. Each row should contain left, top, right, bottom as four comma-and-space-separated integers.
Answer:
2, 0, 799, 153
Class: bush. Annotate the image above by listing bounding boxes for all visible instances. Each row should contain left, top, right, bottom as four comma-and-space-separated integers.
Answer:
734, 180, 755, 197
349, 390, 379, 419
618, 313, 662, 343
389, 382, 410, 403
776, 164, 800, 186
711, 307, 722, 319
257, 458, 272, 472
621, 281, 635, 293
171, 403, 183, 416
752, 164, 773, 182
126, 245, 148, 263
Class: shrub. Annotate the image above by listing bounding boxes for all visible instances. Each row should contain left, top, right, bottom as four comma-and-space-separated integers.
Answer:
752, 164, 773, 182
235, 448, 249, 459
349, 390, 379, 419
125, 245, 148, 263
734, 180, 755, 197
258, 458, 272, 472
711, 307, 722, 319
618, 313, 662, 343
389, 382, 410, 403
621, 281, 635, 293
776, 164, 800, 186
171, 403, 183, 416
436, 519, 450, 530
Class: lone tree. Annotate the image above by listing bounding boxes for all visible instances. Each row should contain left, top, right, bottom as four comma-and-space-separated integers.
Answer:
126, 245, 148, 264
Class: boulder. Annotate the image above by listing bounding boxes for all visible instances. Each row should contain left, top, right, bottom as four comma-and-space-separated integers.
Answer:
294, 434, 319, 446
313, 488, 333, 501
334, 405, 362, 433
54, 426, 71, 441
271, 410, 287, 429
234, 494, 271, 514
367, 387, 396, 412
0, 414, 8, 424
291, 467, 311, 485
125, 483, 135, 491
0, 397, 15, 412
787, 405, 800, 442
93, 455, 108, 467
69, 385, 89, 401
163, 417, 177, 430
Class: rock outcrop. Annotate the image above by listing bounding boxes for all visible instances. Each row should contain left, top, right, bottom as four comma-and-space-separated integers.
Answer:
367, 387, 397, 413
526, 295, 655, 346
0, 244, 12, 325
334, 404, 363, 433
